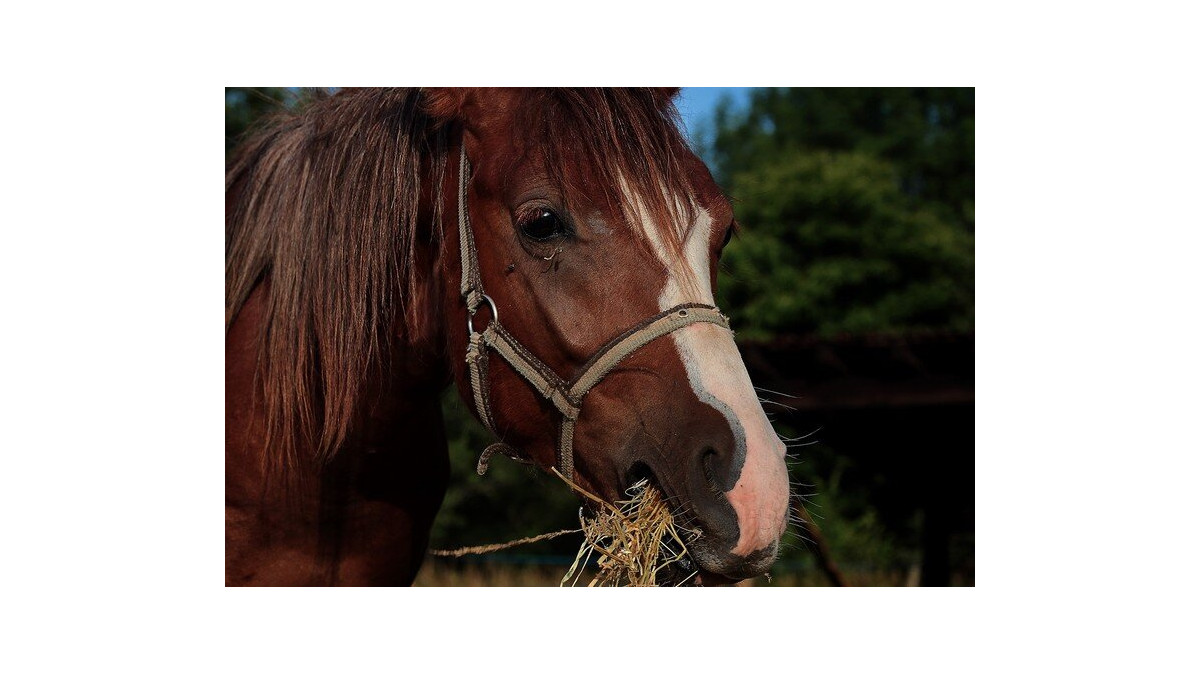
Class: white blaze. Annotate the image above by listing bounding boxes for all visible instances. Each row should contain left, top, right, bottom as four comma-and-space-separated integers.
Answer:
630, 186, 790, 556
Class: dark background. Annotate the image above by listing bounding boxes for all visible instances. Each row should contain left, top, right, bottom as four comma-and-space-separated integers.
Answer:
226, 87, 974, 585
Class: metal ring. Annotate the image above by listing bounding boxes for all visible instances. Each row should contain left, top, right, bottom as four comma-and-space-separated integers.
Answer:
467, 294, 499, 334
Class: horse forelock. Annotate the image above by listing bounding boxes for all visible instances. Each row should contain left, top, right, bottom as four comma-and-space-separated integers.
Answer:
226, 88, 450, 475
512, 88, 700, 264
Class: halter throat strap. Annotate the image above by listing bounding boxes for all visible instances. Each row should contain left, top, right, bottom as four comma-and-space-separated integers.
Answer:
457, 144, 731, 480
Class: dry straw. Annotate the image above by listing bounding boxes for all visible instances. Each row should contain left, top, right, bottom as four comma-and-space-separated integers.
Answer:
553, 468, 701, 587
431, 466, 701, 587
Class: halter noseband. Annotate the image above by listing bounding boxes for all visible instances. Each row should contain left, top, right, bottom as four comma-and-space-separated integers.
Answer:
457, 145, 732, 480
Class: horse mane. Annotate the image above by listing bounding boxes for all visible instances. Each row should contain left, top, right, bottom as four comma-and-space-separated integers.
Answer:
226, 88, 694, 473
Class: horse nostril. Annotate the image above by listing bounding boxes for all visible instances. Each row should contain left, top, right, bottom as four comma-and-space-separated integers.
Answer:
701, 447, 723, 496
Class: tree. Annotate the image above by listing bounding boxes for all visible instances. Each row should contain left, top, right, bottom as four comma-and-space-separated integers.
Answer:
708, 88, 975, 338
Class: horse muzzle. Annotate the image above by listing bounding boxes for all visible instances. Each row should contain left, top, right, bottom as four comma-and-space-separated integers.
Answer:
627, 433, 789, 584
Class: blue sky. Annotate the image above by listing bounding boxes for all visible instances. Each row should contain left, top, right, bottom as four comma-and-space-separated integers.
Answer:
677, 87, 753, 142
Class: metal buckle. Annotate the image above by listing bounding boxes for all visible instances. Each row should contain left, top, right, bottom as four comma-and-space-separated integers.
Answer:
467, 293, 499, 334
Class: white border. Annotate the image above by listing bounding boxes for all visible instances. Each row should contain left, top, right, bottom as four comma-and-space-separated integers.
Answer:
7, 1, 1198, 671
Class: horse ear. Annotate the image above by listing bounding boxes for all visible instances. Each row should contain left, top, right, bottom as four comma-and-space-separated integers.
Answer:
421, 88, 472, 125
649, 87, 682, 104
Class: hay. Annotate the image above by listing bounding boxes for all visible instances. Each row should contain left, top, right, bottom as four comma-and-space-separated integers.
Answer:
554, 468, 701, 587
430, 466, 702, 587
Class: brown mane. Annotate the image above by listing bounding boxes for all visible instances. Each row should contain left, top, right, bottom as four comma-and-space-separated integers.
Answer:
225, 88, 695, 473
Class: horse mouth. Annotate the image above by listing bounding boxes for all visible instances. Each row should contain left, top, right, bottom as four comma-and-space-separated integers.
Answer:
614, 463, 751, 587
615, 462, 779, 586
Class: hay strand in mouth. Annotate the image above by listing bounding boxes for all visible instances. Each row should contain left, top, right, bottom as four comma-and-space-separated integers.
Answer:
552, 468, 700, 587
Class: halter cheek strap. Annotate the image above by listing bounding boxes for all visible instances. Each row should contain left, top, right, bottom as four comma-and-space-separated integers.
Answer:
457, 145, 732, 480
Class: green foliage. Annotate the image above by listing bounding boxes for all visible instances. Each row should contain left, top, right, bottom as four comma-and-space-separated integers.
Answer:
707, 89, 974, 582
708, 87, 975, 214
711, 87, 974, 338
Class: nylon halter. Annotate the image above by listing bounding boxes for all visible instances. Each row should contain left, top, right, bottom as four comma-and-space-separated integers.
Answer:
457, 145, 732, 480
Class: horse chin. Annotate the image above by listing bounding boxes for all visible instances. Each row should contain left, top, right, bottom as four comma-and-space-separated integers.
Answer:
651, 537, 777, 587
688, 537, 779, 584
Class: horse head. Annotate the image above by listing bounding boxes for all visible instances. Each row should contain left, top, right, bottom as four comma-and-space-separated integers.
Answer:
426, 88, 790, 584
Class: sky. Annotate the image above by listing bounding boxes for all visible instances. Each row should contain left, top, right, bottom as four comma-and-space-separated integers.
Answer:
677, 87, 753, 143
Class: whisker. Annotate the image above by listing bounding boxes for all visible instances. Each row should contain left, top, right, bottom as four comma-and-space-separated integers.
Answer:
787, 530, 817, 548
758, 397, 797, 412
778, 427, 822, 443
753, 385, 800, 400
787, 516, 809, 529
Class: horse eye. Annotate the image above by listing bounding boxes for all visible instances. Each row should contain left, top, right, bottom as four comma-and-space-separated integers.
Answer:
520, 209, 566, 241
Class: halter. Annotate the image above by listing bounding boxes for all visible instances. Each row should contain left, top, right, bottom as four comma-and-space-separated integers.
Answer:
457, 145, 732, 480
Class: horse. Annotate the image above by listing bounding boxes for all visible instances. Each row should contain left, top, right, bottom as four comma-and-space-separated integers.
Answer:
225, 88, 791, 586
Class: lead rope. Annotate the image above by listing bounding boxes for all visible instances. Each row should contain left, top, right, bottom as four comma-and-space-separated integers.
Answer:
457, 144, 733, 481
429, 527, 580, 558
